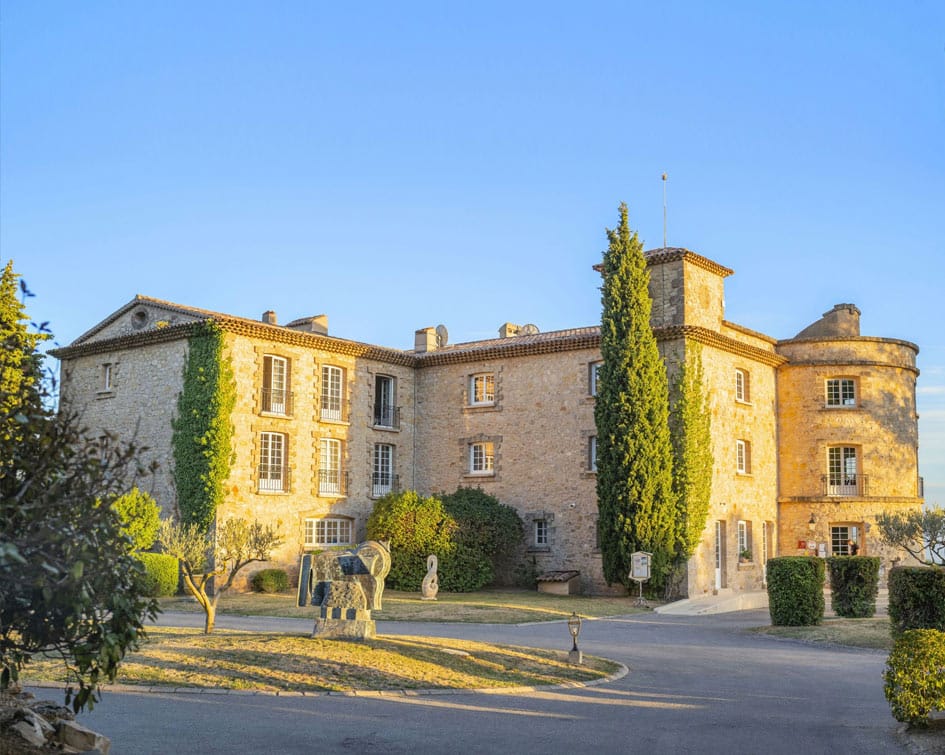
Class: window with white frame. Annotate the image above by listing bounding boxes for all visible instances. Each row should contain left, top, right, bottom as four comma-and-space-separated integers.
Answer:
588, 435, 598, 472
736, 439, 751, 475
830, 525, 859, 556
321, 365, 344, 421
735, 368, 750, 403
737, 520, 753, 560
373, 374, 397, 428
589, 361, 602, 396
826, 378, 856, 407
262, 355, 290, 414
469, 441, 494, 474
469, 373, 495, 406
319, 437, 343, 495
372, 443, 394, 497
101, 363, 113, 392
258, 432, 287, 492
534, 519, 549, 547
827, 446, 859, 495
305, 517, 353, 547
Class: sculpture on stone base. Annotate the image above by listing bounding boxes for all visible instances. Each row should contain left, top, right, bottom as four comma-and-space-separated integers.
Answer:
297, 540, 391, 639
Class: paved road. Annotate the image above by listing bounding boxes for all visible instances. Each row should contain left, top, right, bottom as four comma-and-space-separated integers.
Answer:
40, 610, 904, 754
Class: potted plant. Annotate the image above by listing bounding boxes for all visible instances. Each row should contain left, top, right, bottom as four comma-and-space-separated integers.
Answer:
739, 549, 752, 564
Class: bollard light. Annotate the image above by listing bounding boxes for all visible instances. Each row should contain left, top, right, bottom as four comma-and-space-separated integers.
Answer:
567, 612, 583, 665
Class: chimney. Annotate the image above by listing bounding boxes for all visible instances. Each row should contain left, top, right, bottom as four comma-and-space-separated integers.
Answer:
285, 315, 329, 335
499, 322, 520, 338
414, 327, 437, 353
261, 310, 277, 325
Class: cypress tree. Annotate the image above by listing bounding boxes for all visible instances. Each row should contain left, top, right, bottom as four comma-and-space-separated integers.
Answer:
595, 203, 677, 591
669, 342, 713, 566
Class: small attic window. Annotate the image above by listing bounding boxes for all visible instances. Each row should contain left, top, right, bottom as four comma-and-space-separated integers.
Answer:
131, 310, 149, 330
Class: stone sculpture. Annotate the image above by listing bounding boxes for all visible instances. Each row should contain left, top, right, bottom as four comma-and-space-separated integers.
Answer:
297, 540, 391, 639
421, 554, 439, 600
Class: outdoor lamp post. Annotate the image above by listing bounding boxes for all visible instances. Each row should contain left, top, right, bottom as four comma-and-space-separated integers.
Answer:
567, 612, 583, 665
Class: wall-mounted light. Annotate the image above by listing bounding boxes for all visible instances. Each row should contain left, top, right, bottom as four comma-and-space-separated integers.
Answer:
808, 513, 816, 532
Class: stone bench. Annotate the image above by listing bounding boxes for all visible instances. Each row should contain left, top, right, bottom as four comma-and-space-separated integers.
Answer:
537, 570, 581, 595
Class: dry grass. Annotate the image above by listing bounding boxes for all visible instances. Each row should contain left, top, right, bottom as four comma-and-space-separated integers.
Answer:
23, 627, 620, 693
159, 589, 646, 624
750, 617, 893, 650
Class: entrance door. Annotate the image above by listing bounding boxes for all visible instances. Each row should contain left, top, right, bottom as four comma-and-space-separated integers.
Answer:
715, 521, 727, 590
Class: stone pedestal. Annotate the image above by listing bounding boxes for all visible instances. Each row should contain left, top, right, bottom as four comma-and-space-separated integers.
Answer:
568, 649, 583, 665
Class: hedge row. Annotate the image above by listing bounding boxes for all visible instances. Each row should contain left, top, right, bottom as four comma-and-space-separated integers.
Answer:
888, 566, 945, 636
884, 629, 945, 726
766, 557, 825, 626
826, 556, 880, 618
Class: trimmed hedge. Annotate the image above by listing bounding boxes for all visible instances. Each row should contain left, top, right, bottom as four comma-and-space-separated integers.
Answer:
136, 552, 179, 597
766, 556, 825, 626
889, 566, 945, 636
883, 629, 945, 726
826, 556, 880, 618
251, 568, 289, 593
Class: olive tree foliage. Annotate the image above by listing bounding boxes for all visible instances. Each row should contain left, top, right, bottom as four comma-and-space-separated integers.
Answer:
0, 262, 159, 713
877, 508, 945, 566
668, 342, 713, 566
158, 517, 284, 633
595, 203, 678, 592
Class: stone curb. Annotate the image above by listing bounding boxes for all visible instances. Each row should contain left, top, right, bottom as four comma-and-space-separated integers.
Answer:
26, 663, 629, 699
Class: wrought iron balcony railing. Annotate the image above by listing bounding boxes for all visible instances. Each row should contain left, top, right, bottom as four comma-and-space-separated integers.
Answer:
318, 469, 348, 497
373, 405, 400, 429
320, 402, 346, 422
257, 464, 290, 492
822, 474, 868, 497
261, 388, 293, 416
371, 473, 400, 498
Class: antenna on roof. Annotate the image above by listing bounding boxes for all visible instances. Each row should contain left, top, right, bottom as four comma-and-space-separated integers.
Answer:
662, 172, 668, 249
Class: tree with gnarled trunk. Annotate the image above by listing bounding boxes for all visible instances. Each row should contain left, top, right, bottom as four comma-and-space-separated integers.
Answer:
876, 508, 945, 566
158, 518, 283, 633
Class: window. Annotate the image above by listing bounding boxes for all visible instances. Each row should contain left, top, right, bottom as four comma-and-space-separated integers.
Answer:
589, 361, 602, 396
262, 355, 290, 414
305, 517, 353, 547
826, 378, 856, 407
469, 373, 495, 406
258, 432, 287, 492
588, 435, 598, 472
735, 369, 750, 403
737, 520, 753, 561
736, 439, 751, 475
321, 365, 344, 421
831, 525, 859, 556
101, 363, 113, 392
319, 438, 344, 495
373, 375, 398, 428
827, 446, 859, 496
373, 443, 394, 497
469, 441, 494, 475
534, 519, 549, 547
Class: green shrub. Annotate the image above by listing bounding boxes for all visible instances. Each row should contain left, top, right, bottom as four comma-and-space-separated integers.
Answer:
883, 629, 945, 726
251, 568, 289, 593
766, 556, 825, 626
826, 556, 880, 618
136, 552, 179, 597
441, 487, 523, 558
438, 544, 494, 592
366, 491, 456, 590
889, 566, 945, 636
112, 487, 161, 551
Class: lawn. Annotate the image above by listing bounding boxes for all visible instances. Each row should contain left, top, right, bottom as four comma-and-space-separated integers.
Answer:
24, 627, 620, 693
750, 617, 893, 650
159, 588, 648, 624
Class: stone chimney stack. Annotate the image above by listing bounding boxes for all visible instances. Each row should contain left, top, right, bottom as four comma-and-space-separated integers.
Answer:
261, 310, 277, 325
499, 322, 520, 338
286, 315, 329, 335
414, 327, 437, 353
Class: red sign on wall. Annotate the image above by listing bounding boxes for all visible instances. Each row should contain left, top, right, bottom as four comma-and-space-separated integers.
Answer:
797, 540, 807, 549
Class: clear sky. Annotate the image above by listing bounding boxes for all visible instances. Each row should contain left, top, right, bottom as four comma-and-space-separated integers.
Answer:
2, 2, 943, 505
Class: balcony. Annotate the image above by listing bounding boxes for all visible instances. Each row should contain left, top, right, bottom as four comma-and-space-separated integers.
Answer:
320, 403, 346, 423
822, 474, 868, 497
372, 404, 400, 430
260, 388, 293, 416
371, 473, 400, 498
318, 469, 348, 497
258, 464, 290, 493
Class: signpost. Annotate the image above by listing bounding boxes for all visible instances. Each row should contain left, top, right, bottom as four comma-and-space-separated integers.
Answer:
629, 551, 652, 607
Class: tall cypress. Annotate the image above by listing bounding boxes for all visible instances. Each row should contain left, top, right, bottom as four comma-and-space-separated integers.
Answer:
595, 203, 677, 591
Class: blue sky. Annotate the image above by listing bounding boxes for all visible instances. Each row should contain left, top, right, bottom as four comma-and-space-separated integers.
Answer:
2, 1, 943, 505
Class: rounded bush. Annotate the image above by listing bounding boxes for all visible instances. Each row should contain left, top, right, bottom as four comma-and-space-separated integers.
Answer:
136, 552, 179, 597
889, 566, 945, 637
112, 487, 161, 551
826, 556, 880, 618
766, 556, 825, 626
251, 568, 289, 593
883, 629, 945, 726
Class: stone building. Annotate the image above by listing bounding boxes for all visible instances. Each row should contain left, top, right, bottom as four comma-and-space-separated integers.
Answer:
51, 247, 924, 596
